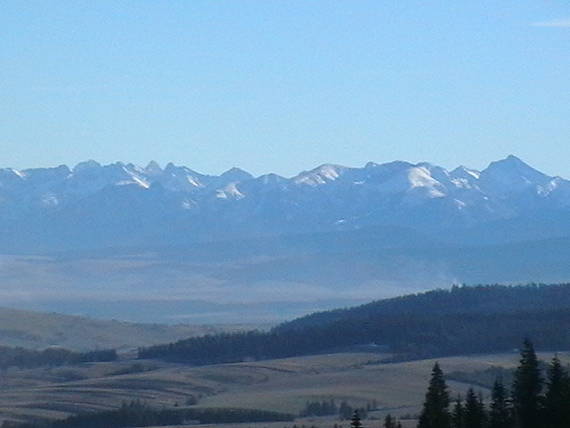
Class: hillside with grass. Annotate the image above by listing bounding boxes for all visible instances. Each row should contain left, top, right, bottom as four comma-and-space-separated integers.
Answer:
0, 307, 252, 351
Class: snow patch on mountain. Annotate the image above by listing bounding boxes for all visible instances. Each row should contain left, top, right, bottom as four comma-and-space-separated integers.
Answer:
9, 168, 26, 179
216, 183, 245, 200
293, 164, 347, 186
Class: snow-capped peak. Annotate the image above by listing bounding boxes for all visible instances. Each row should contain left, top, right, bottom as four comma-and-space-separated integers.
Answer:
293, 164, 347, 186
451, 166, 480, 180
480, 155, 551, 195
1, 156, 568, 249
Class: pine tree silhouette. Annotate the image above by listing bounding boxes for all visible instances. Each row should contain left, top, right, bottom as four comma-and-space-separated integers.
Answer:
464, 388, 485, 428
418, 362, 451, 428
489, 378, 512, 428
544, 355, 570, 428
451, 395, 464, 428
384, 414, 396, 428
350, 410, 363, 428
512, 339, 543, 428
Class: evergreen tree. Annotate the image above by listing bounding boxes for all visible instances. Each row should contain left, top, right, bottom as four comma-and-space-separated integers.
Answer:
464, 388, 485, 428
477, 392, 487, 428
451, 396, 464, 428
384, 414, 396, 428
418, 363, 451, 428
512, 339, 543, 428
489, 378, 512, 428
350, 410, 363, 428
544, 355, 569, 428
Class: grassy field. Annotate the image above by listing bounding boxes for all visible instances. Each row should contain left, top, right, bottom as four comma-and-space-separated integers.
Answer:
1, 351, 568, 427
0, 306, 256, 351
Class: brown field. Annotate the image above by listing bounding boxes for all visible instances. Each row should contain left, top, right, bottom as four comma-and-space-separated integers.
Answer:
1, 351, 568, 427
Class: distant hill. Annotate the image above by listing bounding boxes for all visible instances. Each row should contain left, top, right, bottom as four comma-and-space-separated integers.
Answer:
139, 284, 570, 363
0, 307, 252, 351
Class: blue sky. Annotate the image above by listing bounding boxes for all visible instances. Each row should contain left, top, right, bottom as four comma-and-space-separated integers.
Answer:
1, 1, 569, 176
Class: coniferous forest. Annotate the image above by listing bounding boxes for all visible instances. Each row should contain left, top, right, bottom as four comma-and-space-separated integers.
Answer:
139, 284, 570, 364
415, 340, 570, 428
0, 346, 117, 370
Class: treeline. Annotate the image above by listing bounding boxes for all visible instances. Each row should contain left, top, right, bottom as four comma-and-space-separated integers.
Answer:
139, 284, 570, 364
2, 402, 294, 428
0, 346, 117, 370
278, 284, 570, 331
445, 366, 515, 390
300, 400, 375, 419
416, 340, 570, 428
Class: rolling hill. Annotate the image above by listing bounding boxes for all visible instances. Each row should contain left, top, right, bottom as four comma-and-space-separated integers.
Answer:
0, 307, 253, 351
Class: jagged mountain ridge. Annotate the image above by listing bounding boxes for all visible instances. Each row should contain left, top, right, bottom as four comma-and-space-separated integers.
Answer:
1, 155, 569, 252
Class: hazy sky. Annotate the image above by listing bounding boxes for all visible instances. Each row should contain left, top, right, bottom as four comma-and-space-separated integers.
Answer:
1, 1, 569, 177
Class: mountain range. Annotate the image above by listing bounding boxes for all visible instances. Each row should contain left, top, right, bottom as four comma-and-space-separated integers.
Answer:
2, 155, 570, 322
1, 155, 569, 252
